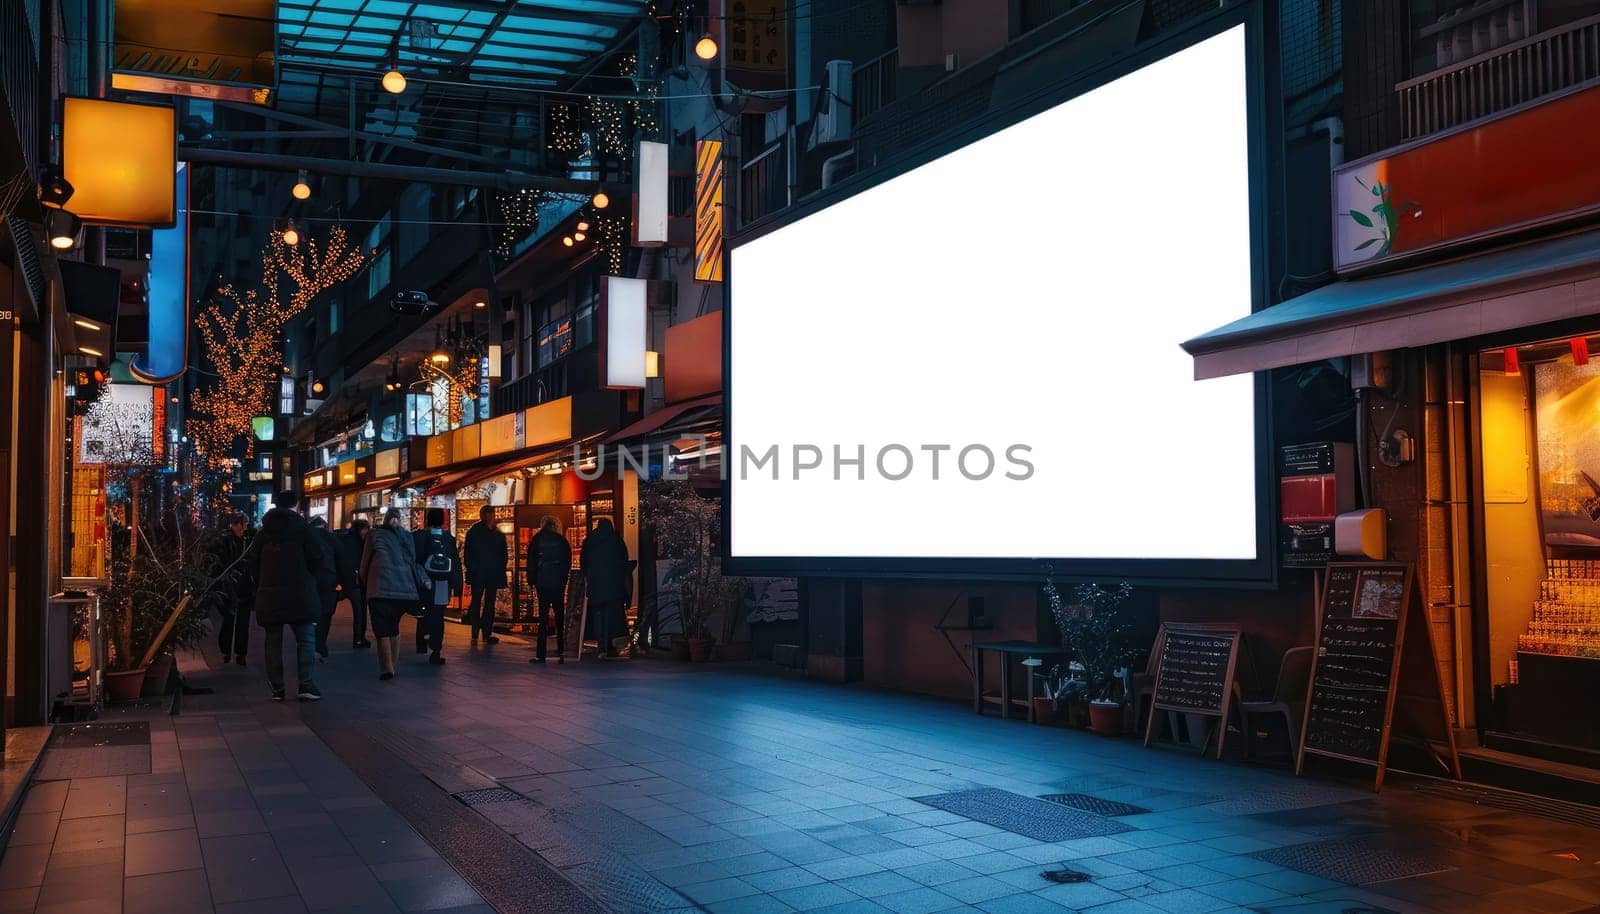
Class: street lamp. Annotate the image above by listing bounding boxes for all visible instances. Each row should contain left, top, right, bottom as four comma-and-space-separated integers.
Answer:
695, 35, 719, 60
292, 170, 312, 200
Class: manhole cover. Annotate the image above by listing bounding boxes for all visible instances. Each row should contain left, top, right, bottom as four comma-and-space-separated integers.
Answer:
1039, 794, 1149, 817
1250, 836, 1456, 885
1040, 868, 1091, 884
914, 789, 1132, 842
50, 722, 149, 748
453, 787, 525, 806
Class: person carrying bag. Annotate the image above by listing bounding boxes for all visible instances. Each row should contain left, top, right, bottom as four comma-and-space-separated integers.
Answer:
412, 508, 462, 665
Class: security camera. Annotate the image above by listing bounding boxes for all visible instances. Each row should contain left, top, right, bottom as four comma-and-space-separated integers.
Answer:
388, 290, 441, 317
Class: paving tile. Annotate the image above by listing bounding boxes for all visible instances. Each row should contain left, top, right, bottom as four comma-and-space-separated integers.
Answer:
35, 860, 123, 910
838, 871, 926, 899
291, 857, 396, 909
941, 876, 1019, 905
773, 882, 865, 911
876, 887, 962, 914
1195, 877, 1288, 906
125, 827, 205, 876
1032, 880, 1123, 909
0, 886, 38, 914
747, 867, 828, 892
8, 810, 60, 847
806, 855, 889, 881
125, 868, 215, 914
975, 894, 1075, 914
201, 833, 298, 904
680, 877, 763, 905
1140, 888, 1237, 914
706, 895, 798, 913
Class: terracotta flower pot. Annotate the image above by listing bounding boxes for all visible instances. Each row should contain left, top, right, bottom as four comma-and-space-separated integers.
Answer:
106, 668, 148, 703
687, 638, 713, 662
142, 654, 176, 697
1032, 697, 1060, 725
1089, 699, 1124, 736
1066, 699, 1090, 729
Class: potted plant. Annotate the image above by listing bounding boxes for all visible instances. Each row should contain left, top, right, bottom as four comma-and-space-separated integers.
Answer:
1029, 662, 1085, 725
1046, 578, 1141, 736
641, 480, 743, 663
87, 392, 221, 701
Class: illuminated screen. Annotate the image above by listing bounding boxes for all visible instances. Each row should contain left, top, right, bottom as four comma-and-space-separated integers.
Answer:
728, 24, 1259, 566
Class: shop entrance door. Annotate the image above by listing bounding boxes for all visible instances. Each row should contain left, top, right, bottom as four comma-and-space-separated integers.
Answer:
1475, 337, 1600, 765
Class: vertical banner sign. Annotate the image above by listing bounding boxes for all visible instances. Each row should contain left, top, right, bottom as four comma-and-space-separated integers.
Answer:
715, 0, 789, 91
130, 161, 188, 384
602, 277, 648, 389
478, 355, 491, 422
695, 140, 725, 282
634, 140, 669, 246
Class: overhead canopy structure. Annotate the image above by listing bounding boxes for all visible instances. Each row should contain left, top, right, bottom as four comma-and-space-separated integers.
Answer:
1182, 228, 1600, 379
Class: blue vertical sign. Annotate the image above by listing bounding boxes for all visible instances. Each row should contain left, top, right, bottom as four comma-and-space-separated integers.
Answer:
129, 162, 188, 383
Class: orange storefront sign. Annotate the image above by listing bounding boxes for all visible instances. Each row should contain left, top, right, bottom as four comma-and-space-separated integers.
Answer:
1334, 82, 1600, 274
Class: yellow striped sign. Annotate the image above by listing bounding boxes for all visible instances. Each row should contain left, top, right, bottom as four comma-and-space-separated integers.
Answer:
695, 140, 724, 282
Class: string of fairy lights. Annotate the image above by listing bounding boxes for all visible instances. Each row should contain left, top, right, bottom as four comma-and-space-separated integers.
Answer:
188, 227, 366, 466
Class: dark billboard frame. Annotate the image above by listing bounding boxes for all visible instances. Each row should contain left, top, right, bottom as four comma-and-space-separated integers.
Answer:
722, 1, 1279, 587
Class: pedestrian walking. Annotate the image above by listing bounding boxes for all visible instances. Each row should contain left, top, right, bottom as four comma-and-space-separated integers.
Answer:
338, 515, 372, 649
206, 511, 253, 666
413, 508, 462, 666
251, 490, 324, 702
582, 517, 631, 659
306, 511, 348, 662
528, 516, 572, 664
360, 508, 424, 681
463, 506, 506, 646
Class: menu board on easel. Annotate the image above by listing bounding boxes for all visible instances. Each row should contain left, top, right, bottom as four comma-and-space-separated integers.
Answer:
1297, 561, 1460, 791
1143, 622, 1242, 759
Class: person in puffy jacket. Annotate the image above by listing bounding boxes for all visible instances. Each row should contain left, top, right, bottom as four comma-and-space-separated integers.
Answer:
463, 506, 507, 646
360, 508, 421, 681
336, 516, 371, 649
305, 508, 348, 662
528, 516, 571, 665
251, 490, 324, 702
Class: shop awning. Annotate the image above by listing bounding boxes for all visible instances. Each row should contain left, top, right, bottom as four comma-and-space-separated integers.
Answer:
1182, 228, 1600, 379
601, 394, 722, 447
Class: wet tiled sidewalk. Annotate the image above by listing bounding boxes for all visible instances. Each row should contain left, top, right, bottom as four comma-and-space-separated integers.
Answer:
9, 611, 1600, 914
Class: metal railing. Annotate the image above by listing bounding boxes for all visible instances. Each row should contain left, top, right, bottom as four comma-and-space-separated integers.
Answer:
1398, 10, 1600, 139
738, 140, 788, 227
852, 48, 899, 124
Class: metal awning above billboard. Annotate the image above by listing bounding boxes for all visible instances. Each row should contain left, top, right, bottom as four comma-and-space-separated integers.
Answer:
1182, 228, 1600, 379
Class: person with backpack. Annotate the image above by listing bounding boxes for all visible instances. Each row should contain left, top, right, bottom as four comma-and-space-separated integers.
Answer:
413, 508, 462, 665
360, 508, 423, 680
528, 516, 572, 665
463, 505, 507, 646
251, 490, 325, 701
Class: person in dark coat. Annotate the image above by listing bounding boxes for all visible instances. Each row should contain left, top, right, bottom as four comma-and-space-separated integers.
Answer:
208, 515, 254, 665
528, 516, 572, 665
336, 516, 372, 649
463, 506, 507, 646
412, 508, 462, 665
206, 512, 253, 666
305, 509, 348, 662
580, 517, 630, 659
361, 508, 421, 681
252, 490, 325, 701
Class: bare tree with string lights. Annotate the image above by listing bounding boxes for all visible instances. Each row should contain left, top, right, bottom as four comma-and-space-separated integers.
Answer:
188, 226, 365, 466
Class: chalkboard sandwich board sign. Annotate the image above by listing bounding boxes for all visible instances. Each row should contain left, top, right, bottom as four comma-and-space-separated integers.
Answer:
1297, 562, 1460, 791
1143, 622, 1243, 759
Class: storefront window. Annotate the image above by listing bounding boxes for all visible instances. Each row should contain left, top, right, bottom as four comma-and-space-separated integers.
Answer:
1478, 333, 1600, 753
406, 392, 435, 437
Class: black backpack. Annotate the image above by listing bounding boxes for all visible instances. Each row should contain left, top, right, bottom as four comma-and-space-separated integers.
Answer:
422, 532, 454, 579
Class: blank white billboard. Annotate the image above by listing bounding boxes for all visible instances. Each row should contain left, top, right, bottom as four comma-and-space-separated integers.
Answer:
729, 25, 1257, 562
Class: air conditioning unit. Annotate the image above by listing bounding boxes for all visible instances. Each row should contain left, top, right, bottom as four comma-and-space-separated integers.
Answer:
810, 60, 854, 147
